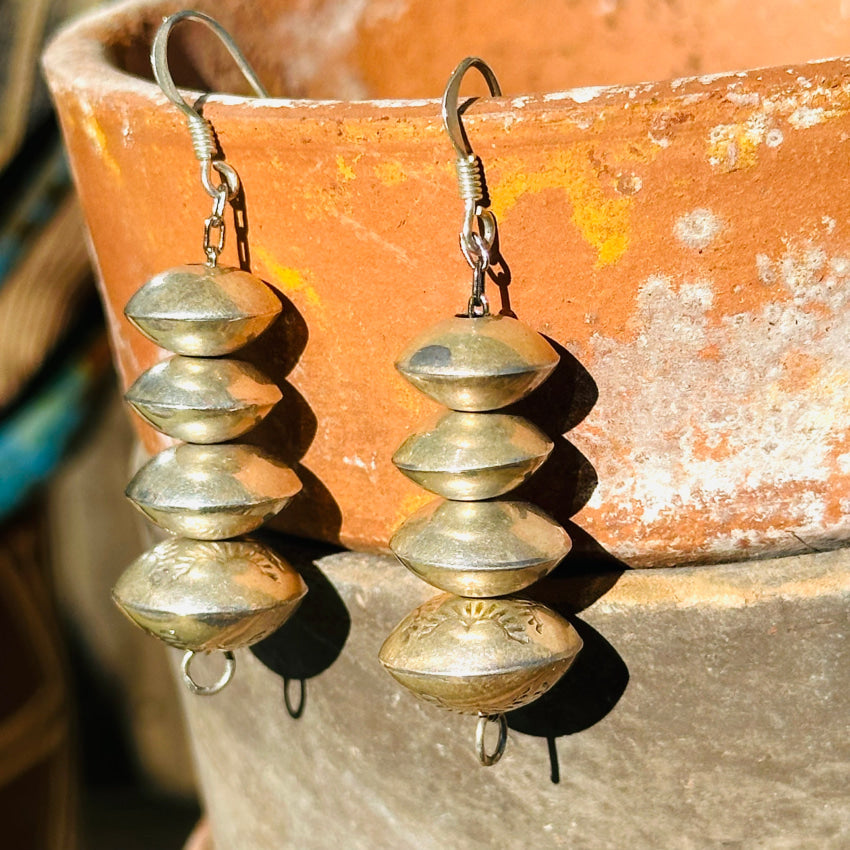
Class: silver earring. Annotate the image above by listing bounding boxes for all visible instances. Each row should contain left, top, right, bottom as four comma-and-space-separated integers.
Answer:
379, 58, 583, 765
112, 11, 305, 695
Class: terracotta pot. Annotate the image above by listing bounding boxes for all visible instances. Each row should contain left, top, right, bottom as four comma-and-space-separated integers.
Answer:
43, 8, 850, 848
43, 0, 850, 567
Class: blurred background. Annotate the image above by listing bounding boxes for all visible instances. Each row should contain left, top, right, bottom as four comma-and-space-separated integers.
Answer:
0, 1, 200, 847
9, 1, 850, 848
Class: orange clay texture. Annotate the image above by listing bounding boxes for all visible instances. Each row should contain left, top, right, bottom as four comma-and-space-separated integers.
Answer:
44, 0, 850, 566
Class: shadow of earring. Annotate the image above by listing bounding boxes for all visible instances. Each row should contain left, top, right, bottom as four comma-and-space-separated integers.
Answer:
250, 536, 351, 720
507, 617, 629, 784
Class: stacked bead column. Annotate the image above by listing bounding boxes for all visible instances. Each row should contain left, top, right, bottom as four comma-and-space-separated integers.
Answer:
112, 261, 305, 695
111, 11, 306, 696
380, 311, 584, 764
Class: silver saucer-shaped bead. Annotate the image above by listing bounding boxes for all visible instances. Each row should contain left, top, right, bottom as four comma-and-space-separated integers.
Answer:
125, 355, 282, 443
390, 499, 570, 597
379, 593, 582, 715
112, 537, 307, 651
392, 411, 552, 500
395, 314, 559, 411
125, 444, 301, 539
124, 264, 281, 356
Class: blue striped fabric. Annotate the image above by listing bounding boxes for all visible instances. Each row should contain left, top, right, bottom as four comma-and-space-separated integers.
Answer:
0, 332, 109, 519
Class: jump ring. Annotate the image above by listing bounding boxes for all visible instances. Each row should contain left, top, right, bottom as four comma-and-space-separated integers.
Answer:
460, 230, 491, 271
200, 159, 240, 200
475, 713, 507, 766
181, 650, 235, 696
467, 293, 490, 317
211, 185, 228, 218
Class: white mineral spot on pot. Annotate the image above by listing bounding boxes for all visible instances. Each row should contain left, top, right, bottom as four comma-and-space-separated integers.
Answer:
789, 106, 826, 128
725, 90, 760, 107
765, 128, 784, 148
674, 208, 723, 250
756, 253, 776, 285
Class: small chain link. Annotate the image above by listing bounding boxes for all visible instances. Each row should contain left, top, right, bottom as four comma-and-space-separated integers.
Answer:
461, 229, 493, 316
203, 184, 229, 266
467, 262, 489, 317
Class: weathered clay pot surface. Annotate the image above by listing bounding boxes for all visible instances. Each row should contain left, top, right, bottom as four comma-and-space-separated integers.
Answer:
44, 0, 850, 566
175, 543, 849, 849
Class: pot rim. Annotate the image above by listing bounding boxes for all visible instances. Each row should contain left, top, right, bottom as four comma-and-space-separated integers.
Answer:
44, 0, 850, 124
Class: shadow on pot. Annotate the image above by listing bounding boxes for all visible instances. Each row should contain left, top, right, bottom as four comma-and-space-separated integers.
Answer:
508, 337, 600, 527
507, 617, 629, 784
507, 334, 630, 781
240, 291, 344, 543
238, 283, 347, 714
250, 535, 351, 720
510, 335, 628, 596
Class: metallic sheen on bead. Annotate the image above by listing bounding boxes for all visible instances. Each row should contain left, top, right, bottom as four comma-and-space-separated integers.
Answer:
390, 499, 570, 596
125, 443, 301, 539
124, 264, 281, 356
125, 355, 282, 443
112, 537, 307, 650
395, 314, 559, 411
379, 593, 582, 715
392, 411, 552, 500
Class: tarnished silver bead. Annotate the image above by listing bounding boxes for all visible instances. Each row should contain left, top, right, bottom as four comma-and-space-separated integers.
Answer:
395, 314, 559, 411
125, 444, 301, 539
124, 264, 281, 356
112, 537, 307, 651
125, 355, 282, 443
379, 594, 582, 715
392, 411, 552, 500
390, 499, 570, 597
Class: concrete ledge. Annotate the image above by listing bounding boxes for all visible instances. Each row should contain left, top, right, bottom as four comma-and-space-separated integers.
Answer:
177, 542, 850, 849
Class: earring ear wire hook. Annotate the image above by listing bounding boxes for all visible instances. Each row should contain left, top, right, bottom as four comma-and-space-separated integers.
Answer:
151, 10, 269, 199
442, 57, 503, 315
151, 9, 268, 119
441, 56, 502, 160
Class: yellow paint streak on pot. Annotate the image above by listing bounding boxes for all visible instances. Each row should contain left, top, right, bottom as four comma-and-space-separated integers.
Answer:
707, 116, 766, 172
80, 101, 120, 177
336, 155, 357, 182
374, 160, 407, 186
252, 246, 322, 309
491, 144, 655, 268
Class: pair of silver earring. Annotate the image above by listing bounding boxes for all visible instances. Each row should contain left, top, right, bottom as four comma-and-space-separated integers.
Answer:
112, 11, 582, 767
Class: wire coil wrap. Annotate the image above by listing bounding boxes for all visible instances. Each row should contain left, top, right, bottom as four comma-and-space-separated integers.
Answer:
188, 115, 218, 162
455, 155, 487, 206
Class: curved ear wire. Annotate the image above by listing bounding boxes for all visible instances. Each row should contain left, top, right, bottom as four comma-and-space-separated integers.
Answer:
151, 9, 268, 117
440, 56, 502, 160
150, 10, 269, 199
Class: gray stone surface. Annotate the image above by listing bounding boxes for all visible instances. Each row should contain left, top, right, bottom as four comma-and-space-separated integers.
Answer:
177, 544, 849, 849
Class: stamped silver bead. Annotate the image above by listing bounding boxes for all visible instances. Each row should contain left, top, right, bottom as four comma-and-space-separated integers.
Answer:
124, 264, 281, 356
390, 499, 570, 597
125, 355, 282, 443
395, 314, 559, 411
112, 537, 307, 651
125, 443, 301, 539
392, 411, 552, 500
379, 593, 582, 715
